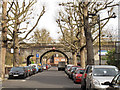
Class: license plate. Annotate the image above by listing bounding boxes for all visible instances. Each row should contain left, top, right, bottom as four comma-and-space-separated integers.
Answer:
13, 75, 18, 76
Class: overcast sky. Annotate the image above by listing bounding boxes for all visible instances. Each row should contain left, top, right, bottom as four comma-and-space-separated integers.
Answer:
0, 0, 119, 42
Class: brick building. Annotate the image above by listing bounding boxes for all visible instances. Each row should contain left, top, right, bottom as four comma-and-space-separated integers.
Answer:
54, 57, 67, 64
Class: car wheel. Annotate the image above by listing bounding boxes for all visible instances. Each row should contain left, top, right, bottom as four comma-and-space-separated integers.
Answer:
22, 74, 25, 79
81, 81, 86, 90
81, 85, 86, 90
89, 84, 92, 90
69, 75, 71, 79
74, 79, 76, 84
58, 68, 60, 71
9, 75, 13, 79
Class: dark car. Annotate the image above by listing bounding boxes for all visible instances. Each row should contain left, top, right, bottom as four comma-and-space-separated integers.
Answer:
104, 74, 120, 90
58, 62, 66, 71
9, 67, 27, 79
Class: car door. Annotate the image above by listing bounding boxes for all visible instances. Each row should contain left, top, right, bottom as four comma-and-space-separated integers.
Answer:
112, 75, 120, 89
86, 67, 93, 89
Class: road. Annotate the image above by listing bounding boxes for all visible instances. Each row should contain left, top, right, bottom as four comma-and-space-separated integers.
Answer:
2, 67, 81, 90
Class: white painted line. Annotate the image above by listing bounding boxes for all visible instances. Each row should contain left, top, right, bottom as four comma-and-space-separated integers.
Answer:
8, 80, 26, 82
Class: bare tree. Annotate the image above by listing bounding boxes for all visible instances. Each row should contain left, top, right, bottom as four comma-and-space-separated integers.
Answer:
1, 0, 7, 79
6, 0, 45, 66
30, 29, 54, 44
57, 0, 119, 66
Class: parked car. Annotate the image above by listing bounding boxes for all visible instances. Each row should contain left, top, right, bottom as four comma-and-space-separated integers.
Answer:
105, 74, 120, 90
47, 64, 51, 69
65, 64, 74, 74
24, 66, 33, 76
46, 64, 48, 70
29, 64, 39, 73
73, 68, 85, 83
9, 67, 27, 79
43, 64, 47, 70
38, 64, 43, 72
81, 65, 91, 90
68, 66, 80, 79
81, 65, 119, 90
32, 66, 37, 74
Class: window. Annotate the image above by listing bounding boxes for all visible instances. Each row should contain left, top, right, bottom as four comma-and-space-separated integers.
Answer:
93, 68, 118, 76
116, 75, 120, 85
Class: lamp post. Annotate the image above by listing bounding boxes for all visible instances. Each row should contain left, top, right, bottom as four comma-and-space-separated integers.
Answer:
98, 15, 101, 65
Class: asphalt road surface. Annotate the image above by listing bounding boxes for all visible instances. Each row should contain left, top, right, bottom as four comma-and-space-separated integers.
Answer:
0, 81, 2, 90
2, 67, 81, 90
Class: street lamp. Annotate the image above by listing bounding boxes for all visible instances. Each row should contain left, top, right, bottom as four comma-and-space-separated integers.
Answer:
98, 15, 101, 65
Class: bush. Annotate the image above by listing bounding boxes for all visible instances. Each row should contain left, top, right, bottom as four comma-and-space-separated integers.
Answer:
106, 49, 120, 69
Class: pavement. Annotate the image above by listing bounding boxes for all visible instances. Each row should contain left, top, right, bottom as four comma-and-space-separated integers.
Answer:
0, 78, 2, 90
0, 74, 8, 81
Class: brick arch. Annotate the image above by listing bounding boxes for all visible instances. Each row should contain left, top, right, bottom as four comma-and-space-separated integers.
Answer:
40, 49, 69, 64
27, 55, 34, 66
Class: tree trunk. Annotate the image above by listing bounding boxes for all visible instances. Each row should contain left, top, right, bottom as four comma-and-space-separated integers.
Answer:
83, 3, 94, 65
13, 29, 19, 66
80, 16, 86, 68
1, 0, 7, 79
13, 7, 20, 66
72, 52, 77, 66
80, 49, 86, 68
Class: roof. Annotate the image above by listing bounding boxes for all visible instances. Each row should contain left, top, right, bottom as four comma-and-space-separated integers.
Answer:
90, 65, 118, 68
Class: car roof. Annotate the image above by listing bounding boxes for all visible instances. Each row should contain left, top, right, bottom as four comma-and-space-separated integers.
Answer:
77, 68, 85, 70
88, 65, 118, 68
67, 64, 74, 66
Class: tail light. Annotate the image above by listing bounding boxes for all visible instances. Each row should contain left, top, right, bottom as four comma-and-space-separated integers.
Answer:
85, 73, 87, 78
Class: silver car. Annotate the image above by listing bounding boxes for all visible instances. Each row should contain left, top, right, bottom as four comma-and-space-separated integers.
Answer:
85, 65, 119, 90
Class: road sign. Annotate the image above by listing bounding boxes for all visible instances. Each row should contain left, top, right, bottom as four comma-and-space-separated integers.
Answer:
36, 54, 39, 58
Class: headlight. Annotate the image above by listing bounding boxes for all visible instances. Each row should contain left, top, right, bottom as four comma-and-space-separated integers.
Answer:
93, 79, 100, 85
9, 72, 13, 75
19, 73, 24, 75
19, 72, 24, 75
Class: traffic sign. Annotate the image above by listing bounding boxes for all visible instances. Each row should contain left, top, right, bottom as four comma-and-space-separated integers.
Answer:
36, 54, 39, 58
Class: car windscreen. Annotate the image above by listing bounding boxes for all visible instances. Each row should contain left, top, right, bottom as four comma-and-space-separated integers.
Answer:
67, 66, 72, 70
76, 69, 85, 74
33, 65, 36, 68
11, 67, 24, 71
72, 67, 78, 71
93, 68, 118, 76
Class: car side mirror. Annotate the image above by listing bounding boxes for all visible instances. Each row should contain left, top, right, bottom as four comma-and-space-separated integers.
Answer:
89, 73, 92, 76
